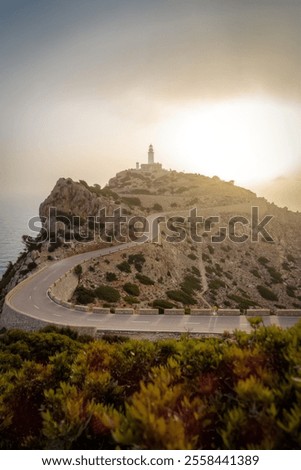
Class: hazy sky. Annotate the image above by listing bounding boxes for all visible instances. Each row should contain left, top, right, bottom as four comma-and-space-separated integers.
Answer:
0, 0, 300, 203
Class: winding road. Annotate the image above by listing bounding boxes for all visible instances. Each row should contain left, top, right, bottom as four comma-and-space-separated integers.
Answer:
3, 211, 300, 335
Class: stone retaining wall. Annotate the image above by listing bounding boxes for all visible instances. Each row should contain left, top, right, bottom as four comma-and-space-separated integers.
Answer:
164, 309, 185, 315
276, 309, 301, 316
93, 307, 111, 314
216, 309, 240, 316
0, 303, 96, 337
114, 308, 134, 314
74, 305, 90, 312
139, 309, 159, 315
61, 301, 74, 309
246, 309, 270, 316
49, 269, 78, 303
191, 309, 213, 316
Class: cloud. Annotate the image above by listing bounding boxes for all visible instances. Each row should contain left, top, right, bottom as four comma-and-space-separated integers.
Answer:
70, 1, 301, 102
0, 0, 300, 200
1, 0, 300, 107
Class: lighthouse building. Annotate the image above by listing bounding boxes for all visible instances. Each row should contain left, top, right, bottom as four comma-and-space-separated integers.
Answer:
137, 145, 163, 173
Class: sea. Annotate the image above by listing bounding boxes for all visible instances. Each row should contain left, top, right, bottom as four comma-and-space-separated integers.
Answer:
0, 198, 41, 279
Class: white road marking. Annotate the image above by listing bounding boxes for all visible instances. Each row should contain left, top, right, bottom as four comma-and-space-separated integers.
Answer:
53, 314, 62, 318
34, 304, 40, 310
29, 295, 32, 300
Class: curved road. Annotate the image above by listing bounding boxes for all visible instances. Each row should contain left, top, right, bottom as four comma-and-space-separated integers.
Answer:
3, 215, 300, 335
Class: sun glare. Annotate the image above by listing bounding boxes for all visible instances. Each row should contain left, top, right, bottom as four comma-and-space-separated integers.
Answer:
156, 97, 301, 186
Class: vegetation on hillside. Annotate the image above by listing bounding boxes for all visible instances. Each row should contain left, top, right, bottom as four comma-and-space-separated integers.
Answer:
0, 322, 301, 450
78, 180, 119, 201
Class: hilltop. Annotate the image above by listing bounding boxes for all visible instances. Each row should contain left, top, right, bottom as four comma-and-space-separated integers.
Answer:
108, 167, 255, 211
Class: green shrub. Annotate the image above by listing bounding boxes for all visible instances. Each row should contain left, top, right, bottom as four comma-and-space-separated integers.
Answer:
250, 268, 261, 279
99, 187, 119, 200
106, 272, 117, 282
152, 299, 175, 309
208, 245, 214, 255
282, 262, 291, 271
152, 203, 163, 211
74, 264, 83, 278
191, 266, 201, 277
175, 186, 187, 194
258, 256, 269, 265
205, 265, 214, 275
202, 253, 211, 263
266, 266, 283, 283
209, 279, 226, 290
286, 285, 297, 298
124, 296, 140, 304
224, 271, 233, 280
221, 245, 232, 252
227, 294, 257, 310
166, 290, 197, 305
94, 285, 120, 302
131, 189, 150, 194
215, 263, 223, 272
27, 261, 37, 271
135, 273, 155, 285
257, 285, 278, 301
123, 283, 140, 296
152, 299, 175, 314
0, 261, 16, 292
188, 253, 198, 260
181, 274, 201, 295
74, 286, 95, 304
121, 196, 142, 207
48, 238, 63, 252
116, 261, 131, 273
128, 253, 145, 272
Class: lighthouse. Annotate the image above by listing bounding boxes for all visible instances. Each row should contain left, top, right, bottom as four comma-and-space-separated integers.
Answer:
148, 144, 154, 164
138, 145, 162, 172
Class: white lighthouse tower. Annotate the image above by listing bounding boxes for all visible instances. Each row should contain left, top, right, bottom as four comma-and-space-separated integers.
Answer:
148, 144, 154, 164
138, 144, 162, 172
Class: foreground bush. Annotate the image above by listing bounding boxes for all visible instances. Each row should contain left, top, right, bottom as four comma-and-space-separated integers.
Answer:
0, 323, 301, 449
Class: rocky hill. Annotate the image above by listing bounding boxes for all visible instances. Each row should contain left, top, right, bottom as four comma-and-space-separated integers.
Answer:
71, 203, 301, 312
1, 170, 301, 314
108, 168, 256, 212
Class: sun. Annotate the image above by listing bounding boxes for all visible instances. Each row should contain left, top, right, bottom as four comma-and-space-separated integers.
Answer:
155, 97, 301, 187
